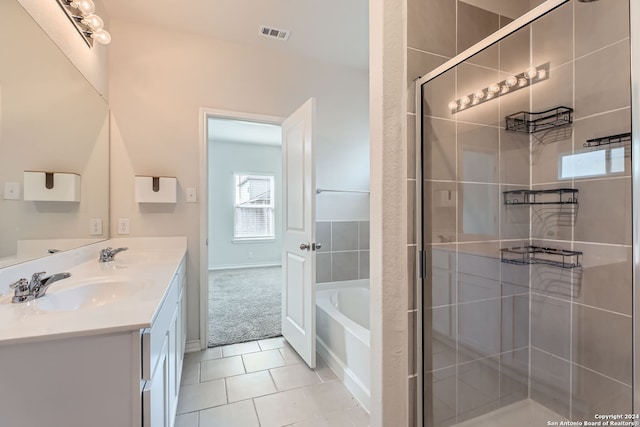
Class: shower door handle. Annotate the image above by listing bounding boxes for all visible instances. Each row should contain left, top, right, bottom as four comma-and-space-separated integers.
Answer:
300, 243, 311, 250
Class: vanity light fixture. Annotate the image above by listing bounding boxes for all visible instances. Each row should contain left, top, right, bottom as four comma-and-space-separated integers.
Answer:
448, 63, 550, 114
56, 0, 111, 47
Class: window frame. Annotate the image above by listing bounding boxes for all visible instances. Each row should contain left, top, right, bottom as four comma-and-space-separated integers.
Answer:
232, 172, 276, 242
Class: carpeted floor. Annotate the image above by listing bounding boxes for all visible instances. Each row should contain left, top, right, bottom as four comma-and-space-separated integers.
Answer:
208, 266, 282, 347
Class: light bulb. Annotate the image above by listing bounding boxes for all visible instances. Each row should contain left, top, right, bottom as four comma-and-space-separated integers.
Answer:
70, 0, 95, 16
474, 90, 485, 100
518, 77, 528, 87
459, 96, 471, 106
525, 67, 538, 79
91, 29, 111, 45
537, 69, 547, 79
506, 76, 518, 87
488, 84, 500, 94
501, 85, 510, 94
81, 14, 104, 31
448, 101, 458, 110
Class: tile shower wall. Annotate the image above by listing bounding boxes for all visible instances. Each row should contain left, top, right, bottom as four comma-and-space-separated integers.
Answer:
527, 0, 632, 419
411, 1, 634, 425
315, 221, 370, 283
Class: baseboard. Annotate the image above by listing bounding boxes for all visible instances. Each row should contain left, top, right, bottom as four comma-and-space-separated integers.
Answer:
316, 336, 370, 413
185, 340, 203, 353
208, 263, 281, 271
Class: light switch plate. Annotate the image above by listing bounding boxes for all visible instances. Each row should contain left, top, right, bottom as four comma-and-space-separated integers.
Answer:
4, 182, 20, 200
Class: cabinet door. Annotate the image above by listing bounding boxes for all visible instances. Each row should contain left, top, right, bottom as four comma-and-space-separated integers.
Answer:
168, 307, 180, 422
180, 275, 187, 353
143, 332, 170, 427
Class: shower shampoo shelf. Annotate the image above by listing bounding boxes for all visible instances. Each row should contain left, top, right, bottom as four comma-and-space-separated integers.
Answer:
500, 245, 582, 269
503, 188, 578, 205
583, 132, 632, 148
505, 106, 573, 133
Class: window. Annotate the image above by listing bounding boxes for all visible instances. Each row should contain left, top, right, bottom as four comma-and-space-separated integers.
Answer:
233, 174, 275, 240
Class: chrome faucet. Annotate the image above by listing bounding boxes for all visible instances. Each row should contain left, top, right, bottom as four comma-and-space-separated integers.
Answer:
10, 271, 71, 303
99, 247, 128, 263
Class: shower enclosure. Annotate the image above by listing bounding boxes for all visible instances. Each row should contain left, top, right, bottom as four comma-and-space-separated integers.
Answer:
417, 0, 636, 425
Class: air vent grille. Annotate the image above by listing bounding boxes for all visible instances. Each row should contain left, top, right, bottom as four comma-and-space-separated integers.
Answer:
259, 26, 291, 41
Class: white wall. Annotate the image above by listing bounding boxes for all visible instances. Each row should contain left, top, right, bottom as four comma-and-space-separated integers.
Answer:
16, 0, 109, 98
208, 141, 282, 269
108, 19, 369, 344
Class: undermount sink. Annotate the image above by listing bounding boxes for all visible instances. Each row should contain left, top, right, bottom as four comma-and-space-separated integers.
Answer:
34, 278, 149, 312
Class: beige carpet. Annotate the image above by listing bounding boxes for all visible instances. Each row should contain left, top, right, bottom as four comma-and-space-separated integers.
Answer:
208, 266, 282, 347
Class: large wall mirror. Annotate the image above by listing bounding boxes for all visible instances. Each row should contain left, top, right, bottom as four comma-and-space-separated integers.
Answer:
0, 0, 109, 267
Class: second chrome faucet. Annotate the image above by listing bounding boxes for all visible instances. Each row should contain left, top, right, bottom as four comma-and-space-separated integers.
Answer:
10, 271, 71, 303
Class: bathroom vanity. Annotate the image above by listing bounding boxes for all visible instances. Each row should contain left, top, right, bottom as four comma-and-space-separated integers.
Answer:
0, 237, 187, 427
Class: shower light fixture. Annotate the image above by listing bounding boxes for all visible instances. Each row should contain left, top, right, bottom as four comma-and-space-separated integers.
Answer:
56, 0, 111, 47
448, 63, 550, 114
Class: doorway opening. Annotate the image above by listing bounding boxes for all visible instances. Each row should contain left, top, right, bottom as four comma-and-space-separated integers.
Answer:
205, 115, 284, 347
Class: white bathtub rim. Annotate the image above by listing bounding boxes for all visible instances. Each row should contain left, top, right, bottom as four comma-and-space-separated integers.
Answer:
316, 289, 370, 346
315, 278, 369, 292
316, 336, 370, 413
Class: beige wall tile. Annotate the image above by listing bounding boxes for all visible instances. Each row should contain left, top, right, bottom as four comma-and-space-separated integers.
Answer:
571, 364, 632, 420
573, 304, 632, 385
499, 348, 528, 407
573, 243, 631, 315
530, 348, 571, 419
531, 293, 571, 359
423, 117, 457, 181
573, 177, 631, 245
532, 1, 573, 68
457, 123, 499, 183
575, 0, 630, 58
408, 0, 456, 56
456, 357, 500, 422
575, 40, 631, 119
500, 130, 530, 186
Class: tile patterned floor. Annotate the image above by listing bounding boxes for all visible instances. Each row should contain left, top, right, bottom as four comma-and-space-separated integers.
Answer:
176, 337, 370, 427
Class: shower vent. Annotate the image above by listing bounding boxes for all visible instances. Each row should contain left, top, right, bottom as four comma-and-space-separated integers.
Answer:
259, 25, 291, 41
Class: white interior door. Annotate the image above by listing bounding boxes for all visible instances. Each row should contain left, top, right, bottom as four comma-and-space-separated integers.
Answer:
281, 98, 317, 368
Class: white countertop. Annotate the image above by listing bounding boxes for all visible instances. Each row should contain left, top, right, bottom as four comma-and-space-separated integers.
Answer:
0, 237, 187, 345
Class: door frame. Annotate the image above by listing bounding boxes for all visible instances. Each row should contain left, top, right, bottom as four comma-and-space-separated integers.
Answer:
198, 107, 285, 350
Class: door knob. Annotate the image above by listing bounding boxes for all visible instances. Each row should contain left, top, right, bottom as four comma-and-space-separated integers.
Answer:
300, 243, 310, 250
313, 243, 322, 250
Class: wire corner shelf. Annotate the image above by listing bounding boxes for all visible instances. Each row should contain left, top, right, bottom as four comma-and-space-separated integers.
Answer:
500, 245, 582, 269
583, 132, 632, 148
505, 106, 574, 133
503, 188, 578, 205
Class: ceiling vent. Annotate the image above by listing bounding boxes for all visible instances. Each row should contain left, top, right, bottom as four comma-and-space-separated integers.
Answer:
259, 25, 291, 41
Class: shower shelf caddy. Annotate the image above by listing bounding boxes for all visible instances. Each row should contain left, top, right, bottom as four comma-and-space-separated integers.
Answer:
505, 106, 574, 133
500, 245, 583, 269
503, 188, 578, 205
583, 132, 632, 148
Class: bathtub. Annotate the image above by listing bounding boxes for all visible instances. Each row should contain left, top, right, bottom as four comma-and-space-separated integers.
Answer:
316, 279, 370, 412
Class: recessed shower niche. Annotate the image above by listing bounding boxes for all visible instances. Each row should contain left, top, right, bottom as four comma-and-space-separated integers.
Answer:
417, 0, 633, 425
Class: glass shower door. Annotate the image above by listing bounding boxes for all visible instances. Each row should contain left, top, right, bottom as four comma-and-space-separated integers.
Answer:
419, 1, 633, 425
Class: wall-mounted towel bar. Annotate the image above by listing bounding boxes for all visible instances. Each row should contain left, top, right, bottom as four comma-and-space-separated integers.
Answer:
316, 188, 370, 195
